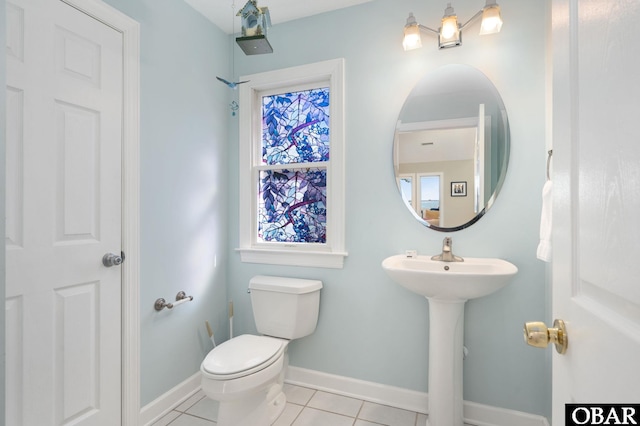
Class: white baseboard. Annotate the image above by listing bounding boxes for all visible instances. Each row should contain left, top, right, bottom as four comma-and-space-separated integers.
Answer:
285, 366, 549, 426
286, 365, 428, 414
139, 372, 201, 426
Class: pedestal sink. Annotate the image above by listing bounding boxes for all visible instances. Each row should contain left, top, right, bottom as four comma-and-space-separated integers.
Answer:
382, 254, 518, 426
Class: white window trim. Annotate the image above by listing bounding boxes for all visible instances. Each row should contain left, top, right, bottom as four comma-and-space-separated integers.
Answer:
236, 58, 347, 269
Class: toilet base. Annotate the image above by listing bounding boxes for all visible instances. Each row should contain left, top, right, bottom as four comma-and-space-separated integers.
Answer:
202, 349, 289, 426
216, 383, 286, 426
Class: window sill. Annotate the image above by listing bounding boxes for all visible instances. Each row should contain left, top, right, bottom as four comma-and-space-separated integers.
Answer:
236, 248, 348, 269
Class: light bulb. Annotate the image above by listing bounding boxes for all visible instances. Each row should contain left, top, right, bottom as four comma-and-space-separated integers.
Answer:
403, 13, 423, 51
480, 4, 503, 35
441, 16, 458, 39
403, 30, 422, 50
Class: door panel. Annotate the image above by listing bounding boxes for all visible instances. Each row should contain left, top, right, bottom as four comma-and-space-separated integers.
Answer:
552, 0, 640, 422
6, 0, 123, 424
6, 86, 24, 249
55, 101, 101, 243
55, 281, 100, 424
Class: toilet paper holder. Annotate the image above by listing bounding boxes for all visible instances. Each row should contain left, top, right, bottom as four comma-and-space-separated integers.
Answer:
155, 291, 194, 311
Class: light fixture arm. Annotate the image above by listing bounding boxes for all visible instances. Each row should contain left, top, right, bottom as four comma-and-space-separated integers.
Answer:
417, 24, 439, 35
459, 9, 483, 31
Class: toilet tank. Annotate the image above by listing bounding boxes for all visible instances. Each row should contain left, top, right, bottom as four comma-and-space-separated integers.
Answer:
249, 275, 322, 339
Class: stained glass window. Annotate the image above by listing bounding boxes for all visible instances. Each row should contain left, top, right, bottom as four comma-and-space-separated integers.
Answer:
257, 87, 330, 244
262, 88, 330, 165
258, 169, 327, 243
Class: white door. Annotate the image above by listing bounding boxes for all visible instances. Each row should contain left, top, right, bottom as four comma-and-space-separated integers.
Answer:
6, 0, 123, 424
552, 0, 640, 424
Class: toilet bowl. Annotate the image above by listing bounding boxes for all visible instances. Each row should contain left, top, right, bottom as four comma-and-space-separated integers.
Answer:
200, 276, 322, 426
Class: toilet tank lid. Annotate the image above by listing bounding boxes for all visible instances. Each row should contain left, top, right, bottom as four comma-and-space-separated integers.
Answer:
249, 275, 323, 294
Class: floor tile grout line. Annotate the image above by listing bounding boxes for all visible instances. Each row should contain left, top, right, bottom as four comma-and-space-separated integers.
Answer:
182, 411, 218, 423
175, 394, 206, 413
274, 387, 316, 426
353, 399, 366, 423
298, 405, 360, 423
155, 410, 184, 426
288, 406, 303, 426
305, 388, 367, 423
164, 411, 181, 426
284, 387, 365, 426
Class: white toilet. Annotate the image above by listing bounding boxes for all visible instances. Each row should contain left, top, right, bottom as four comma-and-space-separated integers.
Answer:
200, 275, 322, 426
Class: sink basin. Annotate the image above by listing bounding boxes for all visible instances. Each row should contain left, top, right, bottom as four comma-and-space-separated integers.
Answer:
382, 254, 518, 301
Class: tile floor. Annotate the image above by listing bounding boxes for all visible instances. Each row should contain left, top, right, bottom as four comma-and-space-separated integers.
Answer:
151, 383, 436, 426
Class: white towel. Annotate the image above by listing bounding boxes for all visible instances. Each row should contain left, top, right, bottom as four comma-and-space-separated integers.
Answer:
536, 180, 552, 262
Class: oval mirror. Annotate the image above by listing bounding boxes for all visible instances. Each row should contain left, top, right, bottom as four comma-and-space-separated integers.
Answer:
393, 64, 510, 231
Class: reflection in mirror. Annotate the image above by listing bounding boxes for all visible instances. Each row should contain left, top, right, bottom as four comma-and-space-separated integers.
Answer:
393, 64, 510, 231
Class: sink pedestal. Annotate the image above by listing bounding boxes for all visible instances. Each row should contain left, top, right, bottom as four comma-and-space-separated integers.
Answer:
427, 298, 465, 426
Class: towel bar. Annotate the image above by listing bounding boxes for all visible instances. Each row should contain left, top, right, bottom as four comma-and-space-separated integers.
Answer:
154, 291, 194, 311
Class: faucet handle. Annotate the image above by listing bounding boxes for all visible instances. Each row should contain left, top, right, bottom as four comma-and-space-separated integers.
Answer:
432, 237, 464, 262
443, 237, 452, 251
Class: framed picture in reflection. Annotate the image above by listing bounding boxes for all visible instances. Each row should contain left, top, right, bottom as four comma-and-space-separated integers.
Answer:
451, 181, 467, 197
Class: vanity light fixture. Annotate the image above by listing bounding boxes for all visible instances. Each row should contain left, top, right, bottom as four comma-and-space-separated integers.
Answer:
403, 0, 503, 51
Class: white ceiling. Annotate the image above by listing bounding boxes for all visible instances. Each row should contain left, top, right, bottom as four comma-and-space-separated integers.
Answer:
183, 0, 374, 34
398, 128, 477, 164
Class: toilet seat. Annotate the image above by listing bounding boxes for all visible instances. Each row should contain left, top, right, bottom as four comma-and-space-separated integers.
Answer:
202, 334, 285, 380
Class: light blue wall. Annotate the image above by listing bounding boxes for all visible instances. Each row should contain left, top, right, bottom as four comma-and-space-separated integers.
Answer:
226, 0, 550, 418
101, 0, 231, 406
0, 0, 549, 419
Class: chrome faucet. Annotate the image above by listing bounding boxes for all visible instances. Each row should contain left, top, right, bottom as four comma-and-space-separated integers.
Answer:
431, 237, 464, 262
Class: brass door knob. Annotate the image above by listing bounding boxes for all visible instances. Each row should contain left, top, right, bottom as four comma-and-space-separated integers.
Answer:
523, 319, 568, 354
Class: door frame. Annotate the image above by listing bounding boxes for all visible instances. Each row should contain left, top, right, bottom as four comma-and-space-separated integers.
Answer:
59, 1, 140, 424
